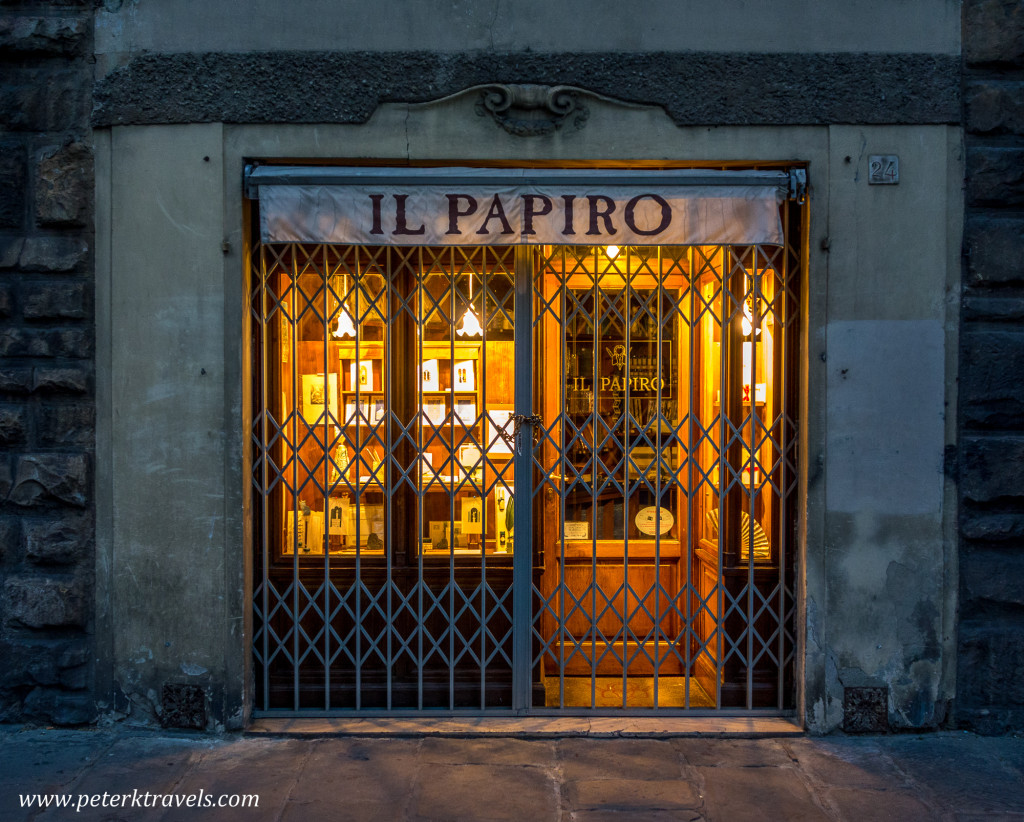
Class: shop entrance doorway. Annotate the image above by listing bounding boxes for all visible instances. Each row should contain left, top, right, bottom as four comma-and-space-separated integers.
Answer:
247, 167, 802, 714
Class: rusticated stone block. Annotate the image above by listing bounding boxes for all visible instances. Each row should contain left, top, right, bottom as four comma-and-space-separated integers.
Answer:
961, 550, 1024, 608
965, 0, 1024, 66
38, 403, 93, 445
22, 279, 89, 319
1, 647, 56, 687
960, 331, 1024, 428
961, 510, 1024, 542
33, 366, 88, 394
967, 147, 1024, 207
966, 80, 1024, 135
0, 237, 23, 268
958, 617, 1024, 709
0, 282, 11, 317
0, 458, 12, 500
0, 327, 93, 358
0, 367, 33, 393
0, 16, 87, 55
0, 640, 85, 688
0, 68, 89, 132
3, 576, 87, 628
0, 138, 26, 229
18, 236, 88, 271
8, 453, 88, 507
965, 217, 1024, 287
0, 405, 28, 444
24, 513, 91, 565
0, 517, 17, 564
963, 294, 1024, 322
22, 688, 93, 724
961, 435, 1024, 502
34, 143, 92, 227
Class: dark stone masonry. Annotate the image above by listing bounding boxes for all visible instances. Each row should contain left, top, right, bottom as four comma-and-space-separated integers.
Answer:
957, 0, 1024, 734
0, 1, 95, 725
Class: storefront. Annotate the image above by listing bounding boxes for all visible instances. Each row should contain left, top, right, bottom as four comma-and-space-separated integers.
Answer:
90, 69, 961, 731
245, 166, 804, 714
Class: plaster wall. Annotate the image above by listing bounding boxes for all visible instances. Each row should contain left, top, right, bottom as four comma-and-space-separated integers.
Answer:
95, 92, 961, 731
96, 123, 246, 728
92, 0, 960, 69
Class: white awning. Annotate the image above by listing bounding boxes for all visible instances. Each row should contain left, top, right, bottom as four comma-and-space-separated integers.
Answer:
247, 166, 794, 247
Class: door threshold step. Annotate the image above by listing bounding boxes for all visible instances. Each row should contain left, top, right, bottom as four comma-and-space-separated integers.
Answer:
248, 715, 802, 738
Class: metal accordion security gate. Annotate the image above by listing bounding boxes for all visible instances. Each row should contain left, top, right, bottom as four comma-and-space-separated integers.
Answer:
247, 166, 804, 715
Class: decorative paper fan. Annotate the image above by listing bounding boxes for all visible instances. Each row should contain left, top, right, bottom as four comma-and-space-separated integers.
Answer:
705, 508, 771, 562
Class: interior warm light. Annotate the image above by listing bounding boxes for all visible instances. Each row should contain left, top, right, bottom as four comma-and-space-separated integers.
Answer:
332, 308, 357, 338
332, 274, 357, 338
741, 306, 754, 337
456, 273, 482, 337
606, 245, 620, 259
456, 306, 483, 337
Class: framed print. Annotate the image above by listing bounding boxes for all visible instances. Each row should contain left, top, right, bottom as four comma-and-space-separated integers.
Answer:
421, 358, 439, 392
461, 495, 484, 535
454, 399, 476, 426
286, 509, 323, 554
301, 373, 338, 425
422, 400, 446, 427
493, 482, 514, 552
327, 497, 349, 536
349, 359, 375, 392
487, 408, 514, 456
453, 359, 475, 391
458, 444, 482, 478
345, 399, 371, 425
429, 520, 450, 550
419, 452, 433, 478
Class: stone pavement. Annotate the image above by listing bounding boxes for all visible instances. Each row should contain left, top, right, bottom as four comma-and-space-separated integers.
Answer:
1, 727, 1023, 821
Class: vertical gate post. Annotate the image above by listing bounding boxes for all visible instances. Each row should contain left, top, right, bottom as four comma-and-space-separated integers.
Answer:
512, 246, 534, 712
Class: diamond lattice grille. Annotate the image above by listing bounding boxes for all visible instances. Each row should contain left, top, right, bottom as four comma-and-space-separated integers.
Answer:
251, 196, 802, 714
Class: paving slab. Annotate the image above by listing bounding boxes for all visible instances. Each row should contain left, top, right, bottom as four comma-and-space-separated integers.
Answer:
0, 729, 115, 821
824, 787, 938, 822
883, 734, 1024, 815
674, 736, 793, 768
36, 735, 213, 822
419, 736, 556, 766
413, 763, 557, 821
293, 739, 420, 806
573, 811, 706, 822
557, 738, 684, 781
699, 765, 832, 821
564, 777, 701, 811
780, 737, 902, 791
180, 738, 309, 822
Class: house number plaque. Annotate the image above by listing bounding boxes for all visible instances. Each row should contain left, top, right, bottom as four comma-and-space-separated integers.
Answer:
868, 155, 899, 185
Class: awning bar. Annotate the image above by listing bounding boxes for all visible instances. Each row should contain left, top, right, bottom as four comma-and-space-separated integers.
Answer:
244, 165, 799, 200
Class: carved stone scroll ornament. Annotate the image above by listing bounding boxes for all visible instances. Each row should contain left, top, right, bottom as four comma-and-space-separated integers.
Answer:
475, 84, 589, 136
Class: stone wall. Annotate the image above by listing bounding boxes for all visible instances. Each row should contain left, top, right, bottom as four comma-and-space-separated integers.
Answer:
0, 2, 95, 724
958, 0, 1024, 733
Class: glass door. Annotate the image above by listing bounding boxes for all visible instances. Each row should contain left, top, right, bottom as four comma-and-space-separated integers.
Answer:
529, 241, 798, 710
